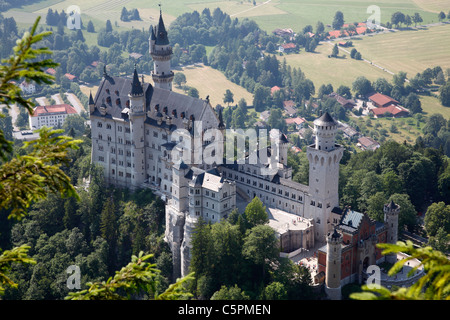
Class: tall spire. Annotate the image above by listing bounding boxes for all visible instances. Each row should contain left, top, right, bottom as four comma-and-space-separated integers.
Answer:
130, 65, 144, 96
89, 91, 95, 105
155, 5, 169, 45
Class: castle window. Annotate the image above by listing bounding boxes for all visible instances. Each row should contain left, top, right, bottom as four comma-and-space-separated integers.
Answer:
97, 122, 102, 128
107, 124, 111, 129
125, 127, 130, 133
98, 156, 104, 162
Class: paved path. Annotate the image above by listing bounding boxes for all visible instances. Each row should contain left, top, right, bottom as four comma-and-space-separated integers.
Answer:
65, 93, 84, 115
230, 0, 272, 17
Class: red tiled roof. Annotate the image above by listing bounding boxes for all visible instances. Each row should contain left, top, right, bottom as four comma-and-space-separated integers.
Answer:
285, 117, 306, 125
46, 68, 56, 75
281, 43, 296, 49
369, 93, 399, 107
271, 86, 281, 94
65, 73, 77, 81
31, 104, 77, 117
371, 104, 409, 116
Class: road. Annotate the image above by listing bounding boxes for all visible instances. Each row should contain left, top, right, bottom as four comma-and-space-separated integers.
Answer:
230, 0, 272, 17
65, 93, 85, 115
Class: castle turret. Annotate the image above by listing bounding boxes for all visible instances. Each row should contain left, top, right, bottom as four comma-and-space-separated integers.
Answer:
306, 112, 344, 241
150, 9, 174, 91
89, 91, 95, 114
384, 200, 400, 263
325, 228, 342, 300
128, 66, 146, 188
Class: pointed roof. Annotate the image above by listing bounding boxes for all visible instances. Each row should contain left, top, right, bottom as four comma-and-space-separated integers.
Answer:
386, 200, 399, 211
89, 91, 95, 105
155, 10, 169, 45
314, 111, 338, 127
150, 25, 156, 41
130, 66, 144, 96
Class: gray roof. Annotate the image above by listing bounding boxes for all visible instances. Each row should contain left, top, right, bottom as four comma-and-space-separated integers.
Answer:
155, 12, 169, 45
341, 209, 364, 229
91, 72, 218, 131
314, 112, 338, 127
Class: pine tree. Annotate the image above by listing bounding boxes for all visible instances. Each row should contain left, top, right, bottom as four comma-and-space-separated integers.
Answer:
87, 20, 95, 33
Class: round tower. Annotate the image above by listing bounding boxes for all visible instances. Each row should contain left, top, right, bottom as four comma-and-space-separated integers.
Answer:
313, 112, 338, 151
150, 9, 174, 91
325, 228, 342, 300
306, 112, 344, 241
128, 66, 146, 188
384, 200, 400, 263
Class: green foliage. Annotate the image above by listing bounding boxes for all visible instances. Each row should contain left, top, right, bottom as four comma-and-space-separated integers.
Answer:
351, 241, 450, 300
244, 196, 269, 228
66, 251, 193, 300
0, 127, 81, 220
0, 245, 36, 295
211, 284, 250, 300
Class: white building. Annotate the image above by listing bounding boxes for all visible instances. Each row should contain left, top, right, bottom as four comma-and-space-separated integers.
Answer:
29, 104, 77, 130
19, 81, 36, 95
90, 10, 345, 280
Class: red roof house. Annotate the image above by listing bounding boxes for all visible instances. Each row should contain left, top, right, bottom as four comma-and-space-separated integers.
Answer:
369, 93, 399, 108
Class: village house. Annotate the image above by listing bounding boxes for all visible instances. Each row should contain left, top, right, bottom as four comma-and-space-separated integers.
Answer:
357, 136, 380, 151
19, 81, 36, 95
328, 92, 356, 110
29, 104, 78, 130
283, 100, 297, 116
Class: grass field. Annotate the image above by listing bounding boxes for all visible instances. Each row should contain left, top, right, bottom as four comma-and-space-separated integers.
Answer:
170, 64, 254, 107
344, 24, 450, 78
277, 42, 392, 90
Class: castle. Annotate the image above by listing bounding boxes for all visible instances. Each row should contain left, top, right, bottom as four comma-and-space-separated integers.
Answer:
89, 11, 400, 299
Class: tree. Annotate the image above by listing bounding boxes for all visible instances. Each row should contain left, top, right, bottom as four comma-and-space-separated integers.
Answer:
187, 87, 199, 98
391, 12, 405, 28
438, 11, 446, 22
244, 197, 269, 228
173, 72, 186, 87
412, 13, 423, 27
105, 20, 113, 33
211, 285, 249, 300
404, 92, 422, 114
242, 225, 279, 281
393, 71, 407, 88
315, 21, 325, 34
354, 51, 362, 60
331, 44, 339, 57
350, 48, 357, 59
424, 202, 450, 237
87, 20, 95, 33
0, 17, 81, 294
223, 89, 234, 107
332, 11, 344, 30
66, 251, 194, 300
351, 241, 450, 300
373, 78, 393, 96
337, 85, 352, 99
352, 76, 373, 97
439, 82, 450, 107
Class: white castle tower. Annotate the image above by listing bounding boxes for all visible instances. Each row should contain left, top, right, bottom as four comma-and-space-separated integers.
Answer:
306, 112, 344, 241
384, 200, 400, 264
128, 66, 146, 187
149, 9, 174, 91
325, 228, 343, 300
